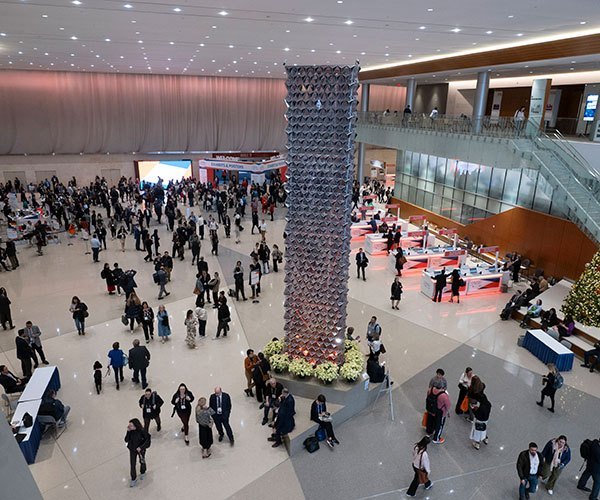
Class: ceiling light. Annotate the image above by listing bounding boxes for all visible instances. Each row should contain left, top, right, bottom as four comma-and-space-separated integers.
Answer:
0, 33, 6, 37
486, 30, 493, 34
212, 25, 217, 29
59, 27, 65, 30
516, 33, 523, 36
219, 10, 228, 16
283, 47, 290, 51
131, 20, 136, 23
228, 44, 234, 48
344, 20, 353, 25
408, 54, 413, 57
508, 15, 514, 18
169, 41, 174, 45
104, 38, 111, 42
70, 35, 78, 40
257, 46, 262, 49
124, 3, 133, 8
580, 21, 586, 25
337, 1, 343, 3
427, 7, 433, 11
42, 14, 48, 18
285, 29, 290, 33
173, 7, 181, 12
310, 49, 316, 52
451, 28, 461, 33
419, 26, 426, 30
305, 17, 314, 22
137, 40, 143, 43
200, 43, 204, 47
360, 51, 366, 55
71, 0, 82, 4
336, 50, 341, 54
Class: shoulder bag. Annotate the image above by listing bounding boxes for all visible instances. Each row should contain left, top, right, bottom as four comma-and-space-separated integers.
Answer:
417, 452, 429, 484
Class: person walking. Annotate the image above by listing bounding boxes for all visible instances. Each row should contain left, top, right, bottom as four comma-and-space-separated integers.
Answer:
69, 296, 88, 335
406, 437, 433, 497
541, 435, 571, 496
155, 266, 170, 300
356, 247, 368, 281
93, 361, 103, 394
184, 309, 198, 349
139, 388, 163, 433
0, 288, 15, 330
395, 246, 405, 276
101, 263, 116, 295
129, 339, 151, 389
433, 268, 447, 303
390, 276, 403, 310
124, 292, 143, 332
5, 240, 19, 269
517, 442, 545, 500
124, 418, 151, 488
455, 367, 473, 415
577, 436, 600, 499
195, 303, 207, 338
172, 384, 194, 445
156, 305, 171, 343
195, 397, 215, 458
310, 394, 339, 448
117, 225, 128, 252
108, 341, 126, 390
90, 233, 101, 262
209, 272, 221, 307
209, 387, 234, 445
272, 244, 283, 273
469, 394, 491, 450
24, 321, 48, 367
215, 301, 231, 339
537, 363, 561, 413
268, 388, 295, 448
15, 329, 34, 378
449, 268, 464, 303
140, 302, 154, 343
233, 261, 247, 301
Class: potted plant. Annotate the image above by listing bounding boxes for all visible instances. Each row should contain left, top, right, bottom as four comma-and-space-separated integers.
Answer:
288, 357, 314, 379
340, 358, 364, 382
263, 339, 284, 358
345, 339, 360, 353
269, 353, 290, 373
314, 361, 339, 384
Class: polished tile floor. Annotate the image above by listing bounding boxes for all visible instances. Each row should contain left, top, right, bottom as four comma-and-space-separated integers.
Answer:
1, 202, 597, 500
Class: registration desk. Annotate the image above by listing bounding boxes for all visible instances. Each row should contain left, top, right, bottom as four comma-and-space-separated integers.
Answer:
19, 366, 61, 402
365, 232, 436, 255
11, 400, 42, 464
394, 247, 467, 272
522, 329, 574, 371
350, 218, 407, 240
420, 265, 509, 299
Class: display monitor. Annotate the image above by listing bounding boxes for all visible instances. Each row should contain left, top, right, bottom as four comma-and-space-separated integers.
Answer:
583, 94, 599, 122
135, 160, 192, 187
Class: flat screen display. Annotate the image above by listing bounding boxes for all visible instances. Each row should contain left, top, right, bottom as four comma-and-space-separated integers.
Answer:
583, 94, 599, 122
136, 160, 192, 186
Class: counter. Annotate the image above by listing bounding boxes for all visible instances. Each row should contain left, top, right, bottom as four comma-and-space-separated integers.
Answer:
350, 218, 407, 240
420, 266, 509, 299
395, 247, 467, 272
364, 231, 435, 254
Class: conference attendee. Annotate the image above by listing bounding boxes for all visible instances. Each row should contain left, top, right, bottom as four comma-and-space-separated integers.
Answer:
390, 276, 403, 310
23, 321, 48, 367
262, 378, 283, 426
406, 436, 433, 497
124, 291, 143, 332
139, 388, 164, 433
140, 302, 155, 343
5, 240, 19, 269
540, 308, 559, 332
536, 363, 560, 413
117, 225, 128, 252
156, 305, 171, 342
244, 349, 259, 397
430, 386, 450, 444
195, 303, 207, 338
233, 261, 247, 301
129, 339, 151, 389
69, 296, 88, 335
209, 387, 234, 445
90, 233, 101, 262
310, 394, 339, 448
428, 368, 448, 390
15, 329, 34, 378
366, 354, 386, 383
577, 436, 600, 498
0, 288, 15, 330
0, 364, 27, 393
209, 272, 221, 307
100, 263, 116, 295
395, 246, 405, 277
366, 316, 382, 342
249, 259, 262, 299
124, 418, 151, 488
39, 389, 71, 427
171, 383, 194, 445
469, 395, 491, 450
557, 314, 575, 340
252, 352, 271, 403
108, 341, 126, 390
520, 299, 543, 328
455, 367, 473, 415
195, 397, 215, 458
433, 268, 447, 303
155, 266, 170, 300
272, 244, 283, 273
541, 435, 571, 496
516, 442, 545, 500
356, 247, 368, 281
449, 268, 463, 303
215, 301, 231, 339
581, 341, 600, 373
511, 254, 522, 282
268, 388, 295, 448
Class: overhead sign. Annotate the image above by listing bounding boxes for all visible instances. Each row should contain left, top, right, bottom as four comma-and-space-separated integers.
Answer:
408, 215, 425, 222
199, 157, 286, 173
478, 245, 499, 253
438, 228, 457, 236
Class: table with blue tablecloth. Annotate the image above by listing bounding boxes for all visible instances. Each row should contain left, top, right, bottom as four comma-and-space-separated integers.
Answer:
11, 399, 42, 464
18, 366, 61, 402
523, 329, 574, 372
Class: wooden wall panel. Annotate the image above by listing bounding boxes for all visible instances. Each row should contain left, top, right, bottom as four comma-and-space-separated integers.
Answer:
392, 198, 597, 280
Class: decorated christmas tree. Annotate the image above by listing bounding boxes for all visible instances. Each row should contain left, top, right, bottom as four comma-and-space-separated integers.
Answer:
562, 250, 600, 327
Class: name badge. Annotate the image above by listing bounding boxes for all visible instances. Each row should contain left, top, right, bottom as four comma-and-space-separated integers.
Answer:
146, 408, 151, 413
217, 408, 222, 414
180, 404, 186, 410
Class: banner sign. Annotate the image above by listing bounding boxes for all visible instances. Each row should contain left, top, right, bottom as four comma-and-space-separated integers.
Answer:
478, 246, 499, 253
199, 157, 286, 173
385, 204, 399, 209
408, 215, 425, 222
444, 249, 466, 257
407, 230, 426, 237
438, 228, 457, 236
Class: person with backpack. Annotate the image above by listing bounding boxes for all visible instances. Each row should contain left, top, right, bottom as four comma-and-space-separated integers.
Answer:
426, 386, 451, 444
124, 418, 151, 488
540, 435, 570, 496
406, 436, 433, 497
536, 363, 562, 413
578, 437, 600, 499
139, 388, 164, 433
366, 316, 382, 342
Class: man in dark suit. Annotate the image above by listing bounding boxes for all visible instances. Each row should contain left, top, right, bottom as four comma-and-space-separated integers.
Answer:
433, 267, 447, 303
268, 388, 295, 448
577, 437, 600, 499
15, 329, 34, 378
209, 386, 234, 445
0, 364, 27, 393
356, 247, 369, 281
128, 339, 151, 389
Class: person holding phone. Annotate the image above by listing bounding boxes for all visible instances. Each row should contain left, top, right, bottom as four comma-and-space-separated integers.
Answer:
171, 383, 194, 445
124, 418, 151, 488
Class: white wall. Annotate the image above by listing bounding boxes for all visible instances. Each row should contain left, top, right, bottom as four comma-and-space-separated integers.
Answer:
446, 86, 475, 116
566, 140, 600, 176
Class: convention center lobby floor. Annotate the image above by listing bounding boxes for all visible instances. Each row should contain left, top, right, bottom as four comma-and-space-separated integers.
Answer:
1, 207, 599, 500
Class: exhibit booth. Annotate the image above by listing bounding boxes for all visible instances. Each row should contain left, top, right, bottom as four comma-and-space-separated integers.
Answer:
198, 156, 287, 186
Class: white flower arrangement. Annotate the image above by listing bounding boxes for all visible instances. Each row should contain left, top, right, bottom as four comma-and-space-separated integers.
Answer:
344, 349, 364, 365
263, 339, 284, 358
340, 359, 364, 381
288, 357, 314, 378
314, 361, 339, 383
269, 353, 290, 372
345, 339, 361, 352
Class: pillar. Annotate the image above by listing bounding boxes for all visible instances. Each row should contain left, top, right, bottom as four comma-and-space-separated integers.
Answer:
472, 71, 490, 134
357, 83, 370, 183
406, 78, 416, 110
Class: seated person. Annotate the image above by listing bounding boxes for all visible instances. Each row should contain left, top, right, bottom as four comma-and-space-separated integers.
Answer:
350, 212, 359, 223
529, 280, 540, 298
379, 221, 389, 234
366, 354, 386, 383
262, 378, 283, 426
39, 389, 70, 427
581, 342, 600, 373
538, 276, 549, 293
310, 394, 339, 448
557, 315, 575, 339
0, 365, 27, 394
540, 308, 558, 332
373, 211, 381, 221
519, 299, 543, 328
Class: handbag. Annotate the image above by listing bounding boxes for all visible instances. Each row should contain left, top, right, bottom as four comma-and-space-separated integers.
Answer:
475, 422, 487, 431
315, 427, 327, 442
417, 452, 428, 484
259, 366, 270, 382
421, 411, 428, 428
460, 395, 469, 413
121, 314, 128, 326
192, 287, 200, 295
400, 256, 407, 265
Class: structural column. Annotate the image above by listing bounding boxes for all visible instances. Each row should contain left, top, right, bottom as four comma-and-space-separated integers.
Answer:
357, 82, 370, 183
472, 71, 490, 134
405, 78, 416, 110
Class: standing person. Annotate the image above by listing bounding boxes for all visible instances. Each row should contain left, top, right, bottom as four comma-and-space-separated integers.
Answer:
15, 329, 34, 378
517, 442, 545, 500
390, 276, 403, 310
143, 232, 153, 262
101, 263, 116, 295
195, 397, 215, 458
233, 261, 247, 301
139, 388, 163, 433
124, 418, 151, 488
433, 268, 447, 303
268, 388, 295, 448
356, 247, 368, 281
129, 339, 151, 389
249, 259, 261, 300
215, 300, 231, 339
537, 363, 561, 413
366, 316, 382, 342
124, 292, 143, 332
514, 106, 526, 136
210, 230, 219, 256
209, 387, 234, 445
113, 263, 124, 295
184, 309, 198, 349
154, 266, 170, 300
577, 436, 600, 498
406, 437, 433, 497
93, 361, 103, 395
209, 272, 221, 307
108, 341, 126, 390
90, 233, 101, 262
195, 303, 207, 338
469, 394, 491, 450
310, 394, 339, 448
140, 302, 154, 343
244, 349, 258, 397
251, 210, 259, 235
455, 367, 473, 415
171, 384, 194, 446
156, 305, 171, 343
151, 229, 160, 257
69, 296, 88, 335
272, 244, 283, 273
190, 233, 201, 265
24, 321, 48, 367
395, 246, 405, 276
430, 386, 450, 444
0, 287, 15, 330
5, 240, 19, 269
449, 268, 464, 303
541, 435, 571, 496
252, 352, 271, 403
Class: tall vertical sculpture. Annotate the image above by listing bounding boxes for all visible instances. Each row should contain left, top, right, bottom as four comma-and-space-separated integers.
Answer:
283, 64, 360, 366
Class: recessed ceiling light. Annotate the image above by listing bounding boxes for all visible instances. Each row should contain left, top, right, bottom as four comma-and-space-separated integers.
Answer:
486, 30, 493, 34
337, 1, 343, 3
360, 51, 366, 55
516, 33, 523, 36
124, 3, 133, 8
219, 10, 228, 16
71, 0, 82, 4
580, 21, 586, 25
212, 25, 217, 29
336, 50, 341, 54
344, 20, 353, 25
41, 14, 48, 18
283, 47, 290, 51
257, 46, 262, 49
70, 35, 78, 40
228, 44, 234, 48
408, 54, 413, 57
384, 53, 389, 56
508, 15, 514, 18
570, 67, 575, 70
310, 49, 316, 52
104, 38, 111, 42
285, 29, 290, 33
524, 65, 529, 68
173, 7, 181, 12
59, 27, 65, 30
169, 41, 174, 45
131, 20, 136, 23
419, 26, 426, 30
0, 33, 6, 37
451, 28, 461, 33
571, 60, 576, 63
305, 17, 314, 22
137, 40, 143, 43
427, 7, 433, 11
